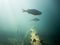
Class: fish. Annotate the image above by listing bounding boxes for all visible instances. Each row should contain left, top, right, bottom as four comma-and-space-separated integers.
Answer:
31, 18, 40, 22
22, 9, 42, 15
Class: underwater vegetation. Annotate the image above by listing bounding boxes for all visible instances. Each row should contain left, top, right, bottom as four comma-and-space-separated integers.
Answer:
0, 27, 49, 45
0, 38, 21, 45
21, 28, 49, 45
8, 38, 18, 45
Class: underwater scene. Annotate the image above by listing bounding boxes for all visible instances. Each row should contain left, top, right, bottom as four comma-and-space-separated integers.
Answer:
0, 0, 59, 45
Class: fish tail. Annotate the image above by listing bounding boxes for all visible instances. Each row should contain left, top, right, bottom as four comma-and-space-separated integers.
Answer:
22, 9, 26, 12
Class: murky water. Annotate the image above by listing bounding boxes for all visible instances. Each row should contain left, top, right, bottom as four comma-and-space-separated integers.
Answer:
0, 0, 59, 45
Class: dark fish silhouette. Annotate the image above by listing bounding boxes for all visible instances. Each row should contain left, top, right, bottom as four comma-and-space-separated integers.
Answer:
31, 18, 40, 22
22, 9, 42, 15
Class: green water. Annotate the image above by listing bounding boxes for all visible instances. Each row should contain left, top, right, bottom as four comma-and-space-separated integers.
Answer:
0, 0, 59, 45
